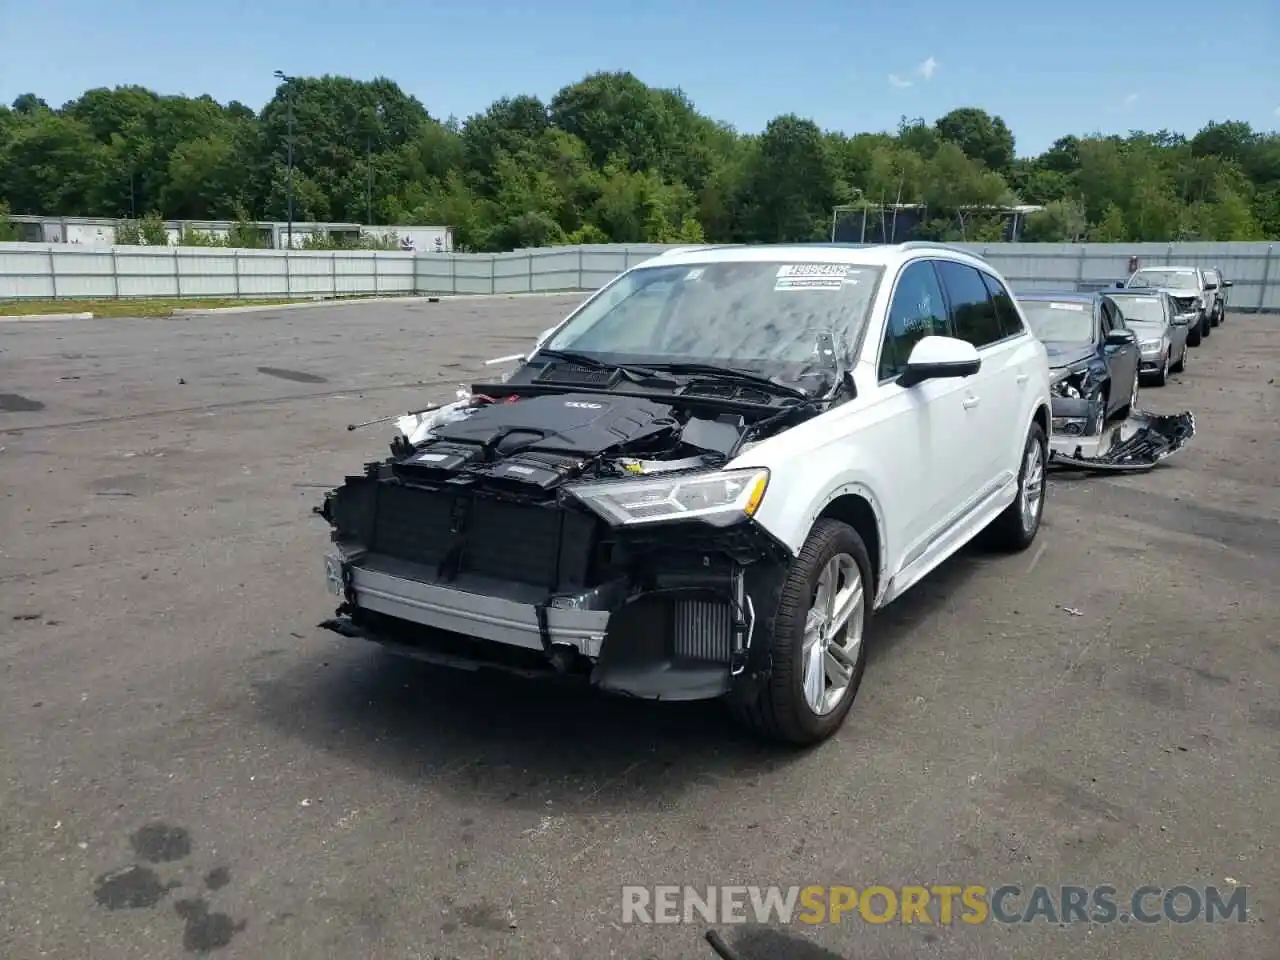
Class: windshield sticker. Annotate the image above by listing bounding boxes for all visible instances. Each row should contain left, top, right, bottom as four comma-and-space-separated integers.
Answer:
684, 268, 704, 281
1048, 302, 1087, 311
774, 263, 849, 291
1128, 297, 1159, 303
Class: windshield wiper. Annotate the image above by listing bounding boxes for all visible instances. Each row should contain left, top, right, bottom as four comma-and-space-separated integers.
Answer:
534, 349, 678, 386
644, 361, 811, 400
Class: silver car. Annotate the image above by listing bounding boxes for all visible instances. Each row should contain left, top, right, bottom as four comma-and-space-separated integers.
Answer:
1106, 288, 1190, 386
1123, 266, 1211, 345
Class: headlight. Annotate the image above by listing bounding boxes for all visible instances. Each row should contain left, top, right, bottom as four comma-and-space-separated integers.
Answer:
1139, 338, 1163, 352
567, 467, 770, 526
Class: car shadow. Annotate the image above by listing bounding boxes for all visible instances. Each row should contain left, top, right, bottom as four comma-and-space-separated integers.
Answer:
252, 640, 803, 815
866, 541, 988, 665
253, 542, 997, 815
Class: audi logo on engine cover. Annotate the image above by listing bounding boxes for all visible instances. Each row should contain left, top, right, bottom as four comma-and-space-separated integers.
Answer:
564, 401, 603, 409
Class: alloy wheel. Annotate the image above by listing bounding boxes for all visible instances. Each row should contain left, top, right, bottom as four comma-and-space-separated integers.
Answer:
801, 554, 864, 716
1020, 438, 1045, 534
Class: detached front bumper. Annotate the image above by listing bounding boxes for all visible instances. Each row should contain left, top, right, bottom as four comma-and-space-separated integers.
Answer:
1049, 410, 1196, 472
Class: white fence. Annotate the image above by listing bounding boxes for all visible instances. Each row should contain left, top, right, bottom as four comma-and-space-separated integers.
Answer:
2, 240, 1278, 310
0, 244, 417, 300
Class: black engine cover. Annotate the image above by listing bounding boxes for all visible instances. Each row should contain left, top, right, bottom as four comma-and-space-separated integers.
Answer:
429, 392, 679, 458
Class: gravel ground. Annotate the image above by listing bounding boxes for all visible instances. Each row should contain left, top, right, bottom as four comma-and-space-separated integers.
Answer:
1, 298, 1276, 960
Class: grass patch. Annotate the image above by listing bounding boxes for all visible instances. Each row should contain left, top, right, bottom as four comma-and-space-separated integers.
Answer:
0, 294, 393, 318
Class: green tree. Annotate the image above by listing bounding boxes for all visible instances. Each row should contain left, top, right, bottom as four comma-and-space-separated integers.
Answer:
0, 75, 1276, 249
934, 107, 1016, 173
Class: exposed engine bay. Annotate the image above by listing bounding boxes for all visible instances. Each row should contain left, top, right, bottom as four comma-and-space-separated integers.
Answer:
387, 389, 764, 496
1049, 367, 1107, 438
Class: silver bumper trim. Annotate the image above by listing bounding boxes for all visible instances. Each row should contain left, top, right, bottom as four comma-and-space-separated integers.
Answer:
347, 563, 611, 658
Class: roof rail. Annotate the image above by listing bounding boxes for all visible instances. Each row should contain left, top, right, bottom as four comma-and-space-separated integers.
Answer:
894, 241, 987, 260
656, 243, 747, 257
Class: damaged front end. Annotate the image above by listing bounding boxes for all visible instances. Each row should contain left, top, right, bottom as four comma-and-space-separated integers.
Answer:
1044, 362, 1195, 470
1048, 364, 1106, 441
315, 386, 809, 702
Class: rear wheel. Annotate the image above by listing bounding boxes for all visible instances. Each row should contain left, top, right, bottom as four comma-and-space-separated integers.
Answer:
729, 518, 871, 745
983, 420, 1048, 553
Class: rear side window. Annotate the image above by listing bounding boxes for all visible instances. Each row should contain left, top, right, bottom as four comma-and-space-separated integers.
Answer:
934, 260, 1004, 348
980, 272, 1025, 339
879, 260, 949, 380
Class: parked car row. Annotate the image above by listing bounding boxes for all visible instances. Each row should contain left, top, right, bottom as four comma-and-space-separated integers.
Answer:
1012, 264, 1227, 453
312, 241, 1205, 747
1123, 264, 1232, 344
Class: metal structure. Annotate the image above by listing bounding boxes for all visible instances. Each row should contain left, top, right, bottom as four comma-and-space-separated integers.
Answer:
0, 214, 452, 251
831, 202, 1046, 244
273, 70, 297, 249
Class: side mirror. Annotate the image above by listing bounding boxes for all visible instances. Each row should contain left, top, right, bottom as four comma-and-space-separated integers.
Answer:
1223, 280, 1233, 288
896, 335, 981, 388
1172, 313, 1193, 326
1105, 329, 1136, 346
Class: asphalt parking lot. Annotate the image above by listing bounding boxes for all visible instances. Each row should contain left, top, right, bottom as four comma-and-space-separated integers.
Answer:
1, 296, 1276, 960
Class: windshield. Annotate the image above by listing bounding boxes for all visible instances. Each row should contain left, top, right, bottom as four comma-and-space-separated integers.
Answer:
1131, 270, 1197, 290
1017, 299, 1095, 343
1109, 295, 1167, 326
542, 260, 883, 387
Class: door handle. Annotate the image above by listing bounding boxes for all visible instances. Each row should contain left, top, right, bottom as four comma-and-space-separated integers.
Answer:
962, 395, 981, 409
1016, 374, 1029, 385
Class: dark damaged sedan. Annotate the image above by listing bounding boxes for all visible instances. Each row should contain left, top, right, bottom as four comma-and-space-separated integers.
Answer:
1016, 291, 1141, 450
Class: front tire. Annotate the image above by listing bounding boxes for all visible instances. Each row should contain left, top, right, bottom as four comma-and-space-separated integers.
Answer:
1150, 349, 1169, 386
729, 518, 871, 745
983, 420, 1048, 553
1171, 342, 1187, 373
1200, 311, 1212, 339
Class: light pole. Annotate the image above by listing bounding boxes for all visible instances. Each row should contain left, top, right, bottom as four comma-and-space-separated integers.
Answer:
366, 104, 384, 227
273, 70, 296, 249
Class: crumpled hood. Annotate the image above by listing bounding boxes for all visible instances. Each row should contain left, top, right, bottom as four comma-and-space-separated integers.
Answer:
1043, 341, 1095, 370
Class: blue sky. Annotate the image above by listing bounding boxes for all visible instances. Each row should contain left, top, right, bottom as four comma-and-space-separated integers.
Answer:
2, 0, 1276, 157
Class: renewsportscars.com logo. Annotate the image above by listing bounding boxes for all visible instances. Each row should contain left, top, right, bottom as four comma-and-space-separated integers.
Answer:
621, 884, 1248, 926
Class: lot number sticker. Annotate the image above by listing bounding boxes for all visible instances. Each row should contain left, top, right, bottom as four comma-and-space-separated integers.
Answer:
775, 264, 849, 291
1048, 302, 1087, 311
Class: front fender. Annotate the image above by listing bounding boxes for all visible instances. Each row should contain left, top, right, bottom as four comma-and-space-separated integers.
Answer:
738, 459, 891, 604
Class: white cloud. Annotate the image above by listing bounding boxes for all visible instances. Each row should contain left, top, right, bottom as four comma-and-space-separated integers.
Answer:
1274, 105, 1280, 117
916, 56, 939, 80
888, 73, 913, 88
1122, 92, 1139, 106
